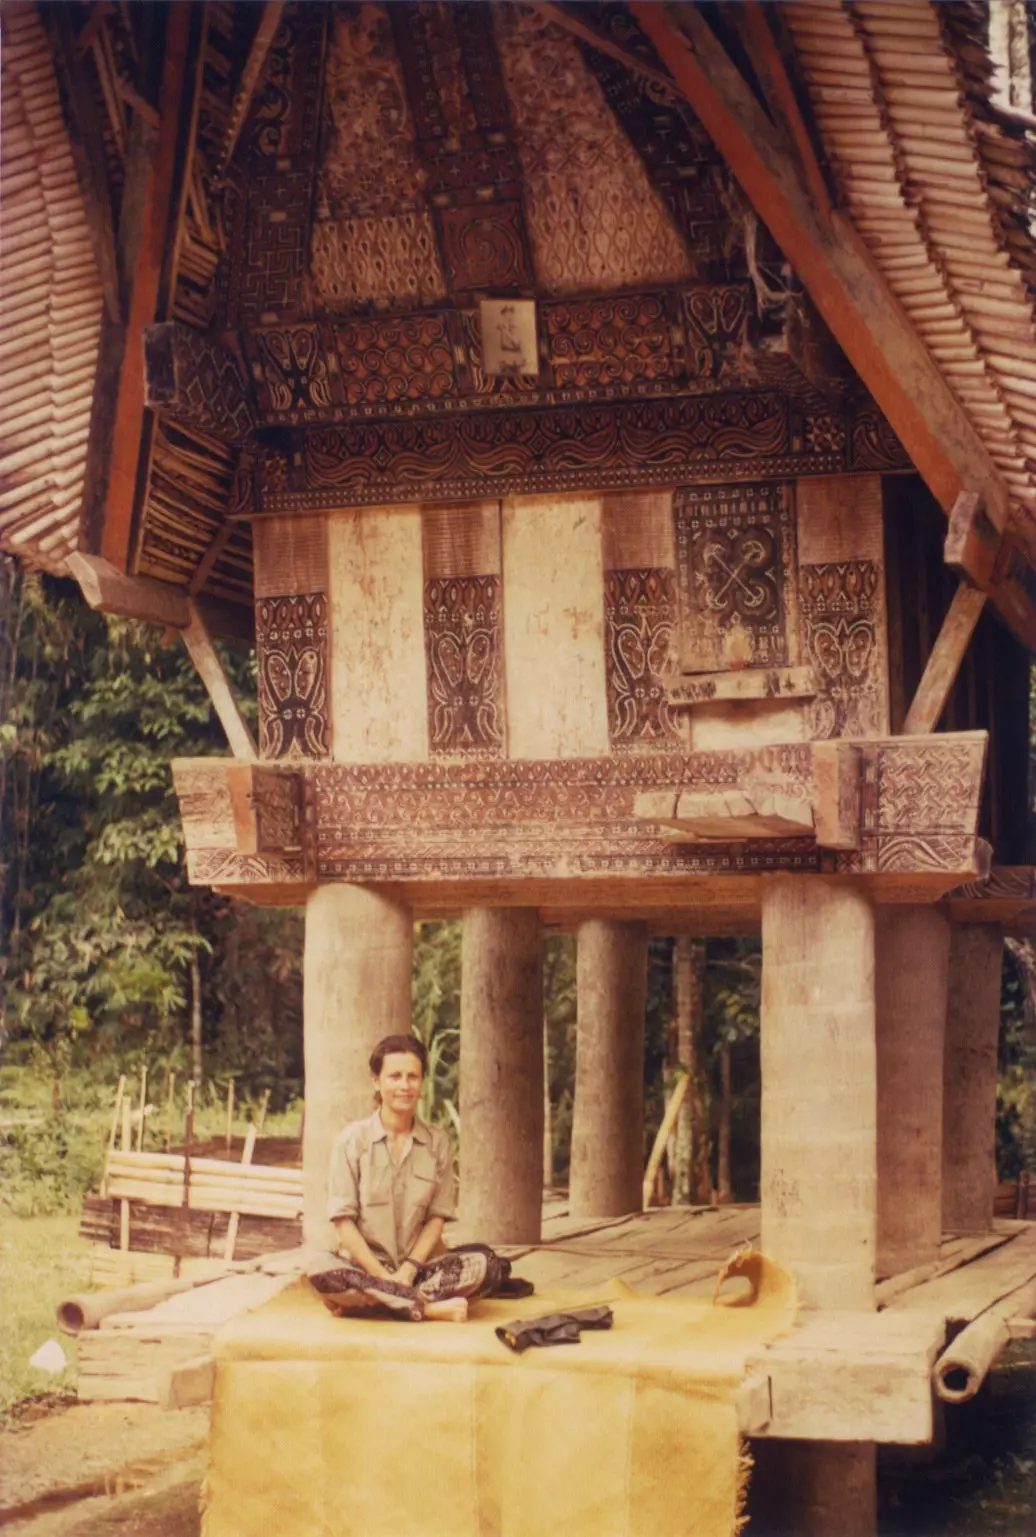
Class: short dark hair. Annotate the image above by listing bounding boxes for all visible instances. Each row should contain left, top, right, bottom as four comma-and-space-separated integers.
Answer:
369, 1034, 428, 1077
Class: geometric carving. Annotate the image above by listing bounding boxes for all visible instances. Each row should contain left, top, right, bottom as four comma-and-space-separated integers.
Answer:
799, 561, 888, 739
545, 294, 673, 389
682, 285, 753, 375
604, 570, 682, 753
255, 594, 330, 759
143, 323, 254, 444
424, 576, 505, 758
310, 212, 447, 313
673, 483, 798, 672
174, 734, 987, 889
284, 393, 801, 510
438, 201, 532, 293
494, 7, 693, 294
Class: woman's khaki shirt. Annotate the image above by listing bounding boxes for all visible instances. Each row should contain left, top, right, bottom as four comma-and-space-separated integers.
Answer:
326, 1112, 456, 1269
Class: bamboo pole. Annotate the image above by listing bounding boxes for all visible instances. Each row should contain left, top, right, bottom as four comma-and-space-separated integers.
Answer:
224, 1125, 258, 1261
120, 1098, 132, 1251
165, 1070, 175, 1151
136, 1064, 148, 1152
642, 1074, 689, 1210
102, 1075, 127, 1196
225, 1076, 235, 1151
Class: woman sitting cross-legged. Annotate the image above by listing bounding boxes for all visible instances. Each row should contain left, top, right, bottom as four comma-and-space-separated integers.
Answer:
306, 1033, 531, 1322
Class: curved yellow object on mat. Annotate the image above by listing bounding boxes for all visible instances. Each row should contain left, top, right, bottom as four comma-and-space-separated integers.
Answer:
202, 1250, 797, 1537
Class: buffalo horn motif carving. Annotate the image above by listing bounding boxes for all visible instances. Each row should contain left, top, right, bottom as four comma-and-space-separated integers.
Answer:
256, 593, 330, 759
424, 576, 505, 757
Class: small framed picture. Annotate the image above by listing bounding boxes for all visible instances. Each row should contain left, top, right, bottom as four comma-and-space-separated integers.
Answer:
479, 298, 539, 377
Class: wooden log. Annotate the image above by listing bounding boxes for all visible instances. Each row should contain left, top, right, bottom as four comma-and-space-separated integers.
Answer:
302, 885, 413, 1245
876, 907, 950, 1276
459, 908, 543, 1245
761, 877, 877, 1310
102, 1075, 126, 1197
570, 920, 648, 1219
159, 1352, 215, 1410
942, 926, 1004, 1234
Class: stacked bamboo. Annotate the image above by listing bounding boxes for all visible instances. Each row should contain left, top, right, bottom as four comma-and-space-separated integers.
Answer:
784, 1, 1036, 524
104, 1149, 304, 1219
0, 3, 103, 571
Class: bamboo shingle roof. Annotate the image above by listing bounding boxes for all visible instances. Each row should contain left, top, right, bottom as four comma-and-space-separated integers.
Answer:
0, 1, 103, 574
3, 1, 1036, 641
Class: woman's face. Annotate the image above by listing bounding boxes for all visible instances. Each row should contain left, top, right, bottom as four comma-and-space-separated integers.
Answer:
374, 1051, 424, 1120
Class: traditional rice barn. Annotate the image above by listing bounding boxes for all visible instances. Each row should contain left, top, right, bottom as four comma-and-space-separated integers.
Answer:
4, 2, 1036, 1532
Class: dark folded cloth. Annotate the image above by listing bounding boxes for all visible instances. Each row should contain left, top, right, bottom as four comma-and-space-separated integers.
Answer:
495, 1304, 614, 1353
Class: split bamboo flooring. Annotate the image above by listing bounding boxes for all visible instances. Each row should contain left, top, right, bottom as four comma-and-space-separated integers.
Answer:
76, 1203, 1036, 1443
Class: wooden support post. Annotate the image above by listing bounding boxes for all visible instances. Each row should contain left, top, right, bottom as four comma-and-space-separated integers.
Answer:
943, 925, 1004, 1234
120, 1097, 132, 1252
302, 886, 413, 1246
761, 877, 877, 1311
570, 920, 648, 1219
876, 907, 950, 1276
902, 584, 987, 736
752, 1441, 877, 1537
180, 599, 257, 762
674, 936, 709, 1206
459, 909, 543, 1245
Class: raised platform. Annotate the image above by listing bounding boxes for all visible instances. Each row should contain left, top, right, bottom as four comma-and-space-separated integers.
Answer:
496, 1204, 1036, 1446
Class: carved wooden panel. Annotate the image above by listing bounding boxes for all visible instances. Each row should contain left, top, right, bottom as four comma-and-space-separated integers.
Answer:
494, 6, 692, 294
256, 394, 900, 513
796, 475, 889, 740
799, 563, 887, 739
673, 483, 799, 673
604, 570, 681, 754
601, 492, 680, 754
253, 517, 329, 760
255, 594, 330, 760
421, 501, 506, 760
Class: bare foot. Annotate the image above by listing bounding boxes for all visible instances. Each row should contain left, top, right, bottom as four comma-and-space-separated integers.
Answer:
423, 1297, 468, 1323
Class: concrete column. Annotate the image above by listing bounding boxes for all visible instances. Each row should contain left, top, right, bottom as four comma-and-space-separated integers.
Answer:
876, 905, 950, 1275
302, 885, 413, 1245
459, 908, 543, 1244
569, 920, 648, 1219
942, 925, 1004, 1233
761, 877, 877, 1311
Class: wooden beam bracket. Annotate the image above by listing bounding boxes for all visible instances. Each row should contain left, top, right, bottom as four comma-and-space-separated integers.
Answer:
902, 583, 987, 737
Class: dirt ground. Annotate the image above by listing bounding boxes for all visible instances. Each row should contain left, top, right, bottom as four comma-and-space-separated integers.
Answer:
0, 1400, 206, 1537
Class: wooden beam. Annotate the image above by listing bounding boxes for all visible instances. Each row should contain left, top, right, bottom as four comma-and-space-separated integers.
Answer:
903, 584, 987, 736
90, 3, 194, 571
180, 600, 257, 762
532, 3, 676, 93
214, 2, 288, 178
70, 552, 192, 629
632, 5, 1012, 537
69, 552, 253, 645
187, 523, 235, 598
667, 665, 816, 707
730, 1, 833, 219
811, 742, 862, 852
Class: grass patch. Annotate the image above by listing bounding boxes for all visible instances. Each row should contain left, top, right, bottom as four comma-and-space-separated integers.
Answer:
0, 1213, 92, 1418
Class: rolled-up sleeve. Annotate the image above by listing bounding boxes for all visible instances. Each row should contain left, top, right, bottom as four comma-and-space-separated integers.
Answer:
326, 1127, 361, 1223
428, 1128, 458, 1221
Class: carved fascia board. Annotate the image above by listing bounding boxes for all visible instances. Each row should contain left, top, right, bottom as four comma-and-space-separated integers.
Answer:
172, 731, 988, 897
144, 322, 256, 444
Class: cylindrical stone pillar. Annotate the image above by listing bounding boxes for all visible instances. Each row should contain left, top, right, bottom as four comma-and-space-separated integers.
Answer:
876, 905, 950, 1276
942, 924, 1004, 1234
459, 908, 543, 1244
761, 877, 877, 1311
569, 919, 648, 1219
302, 885, 413, 1245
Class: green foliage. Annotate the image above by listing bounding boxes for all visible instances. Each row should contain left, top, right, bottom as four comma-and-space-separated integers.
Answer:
0, 1213, 91, 1417
412, 920, 461, 1136
998, 945, 1036, 1180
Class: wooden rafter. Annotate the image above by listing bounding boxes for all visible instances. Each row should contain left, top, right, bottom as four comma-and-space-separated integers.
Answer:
181, 600, 257, 762
77, 3, 198, 572
214, 2, 288, 179
531, 3, 676, 93
629, 2, 1035, 643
